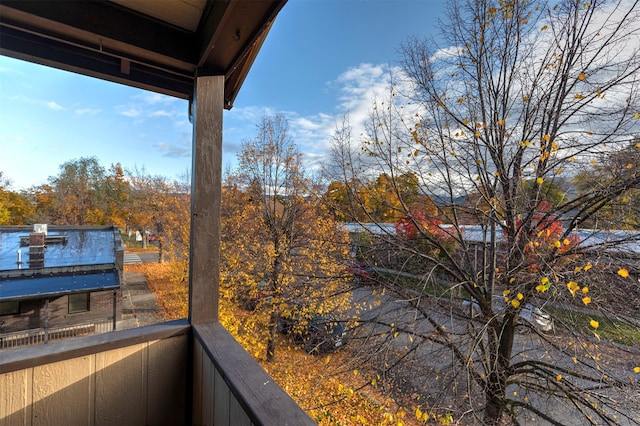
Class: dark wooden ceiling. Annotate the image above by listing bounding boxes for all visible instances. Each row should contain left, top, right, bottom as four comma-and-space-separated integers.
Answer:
0, 0, 286, 108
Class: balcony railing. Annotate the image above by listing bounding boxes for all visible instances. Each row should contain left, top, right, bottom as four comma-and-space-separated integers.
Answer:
0, 318, 115, 350
0, 319, 315, 426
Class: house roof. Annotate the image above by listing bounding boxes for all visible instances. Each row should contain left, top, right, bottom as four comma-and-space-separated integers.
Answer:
0, 271, 120, 302
0, 226, 118, 271
0, 0, 287, 108
0, 226, 121, 301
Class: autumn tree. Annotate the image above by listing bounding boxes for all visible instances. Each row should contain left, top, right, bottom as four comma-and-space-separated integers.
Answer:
45, 157, 110, 225
0, 172, 33, 225
222, 115, 351, 362
325, 1, 640, 424
126, 169, 190, 269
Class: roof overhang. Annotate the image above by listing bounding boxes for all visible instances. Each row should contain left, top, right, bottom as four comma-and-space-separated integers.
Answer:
0, 0, 286, 108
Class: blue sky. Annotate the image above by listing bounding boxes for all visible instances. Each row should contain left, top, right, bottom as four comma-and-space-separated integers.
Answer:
0, 1, 446, 190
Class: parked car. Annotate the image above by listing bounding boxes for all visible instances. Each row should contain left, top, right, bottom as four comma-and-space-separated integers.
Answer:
279, 311, 348, 354
238, 280, 269, 311
347, 263, 376, 284
462, 300, 553, 333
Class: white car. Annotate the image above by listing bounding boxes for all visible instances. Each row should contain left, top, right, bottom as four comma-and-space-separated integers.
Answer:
462, 300, 553, 333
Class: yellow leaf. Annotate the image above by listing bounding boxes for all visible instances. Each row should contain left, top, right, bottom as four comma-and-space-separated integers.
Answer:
574, 93, 585, 99
543, 134, 551, 142
503, 289, 511, 296
584, 262, 593, 271
582, 296, 591, 305
556, 374, 563, 381
511, 299, 520, 308
590, 319, 599, 329
475, 131, 481, 138
635, 112, 640, 119
509, 277, 516, 284
541, 277, 549, 285
541, 25, 548, 30
634, 367, 640, 373
537, 177, 544, 185
582, 287, 589, 294
517, 293, 524, 300
497, 119, 506, 126
618, 268, 629, 278
578, 72, 586, 80
554, 240, 561, 248
567, 281, 579, 297
415, 408, 423, 420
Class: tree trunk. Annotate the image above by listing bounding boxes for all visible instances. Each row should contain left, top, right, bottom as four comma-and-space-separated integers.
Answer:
266, 311, 278, 362
484, 394, 504, 426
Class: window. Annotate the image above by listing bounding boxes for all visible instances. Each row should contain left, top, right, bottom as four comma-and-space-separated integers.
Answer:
68, 293, 90, 313
0, 301, 20, 316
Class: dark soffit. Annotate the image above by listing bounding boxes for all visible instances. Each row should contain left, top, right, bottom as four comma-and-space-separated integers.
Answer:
0, 0, 286, 108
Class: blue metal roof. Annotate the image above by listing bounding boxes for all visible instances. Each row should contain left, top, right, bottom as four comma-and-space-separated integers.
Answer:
0, 227, 117, 271
0, 226, 121, 300
0, 270, 119, 301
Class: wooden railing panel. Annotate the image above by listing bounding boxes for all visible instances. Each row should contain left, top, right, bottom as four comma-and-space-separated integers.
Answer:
147, 336, 188, 425
193, 323, 315, 426
94, 343, 147, 425
0, 369, 31, 426
0, 321, 190, 426
32, 355, 94, 425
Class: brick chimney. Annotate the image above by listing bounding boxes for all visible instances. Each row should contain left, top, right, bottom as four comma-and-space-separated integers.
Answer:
28, 232, 46, 267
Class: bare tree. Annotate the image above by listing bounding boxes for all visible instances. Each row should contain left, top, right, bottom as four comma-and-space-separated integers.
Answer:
325, 0, 640, 424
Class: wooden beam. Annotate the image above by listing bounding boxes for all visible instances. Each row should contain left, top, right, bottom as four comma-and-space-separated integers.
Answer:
189, 75, 224, 324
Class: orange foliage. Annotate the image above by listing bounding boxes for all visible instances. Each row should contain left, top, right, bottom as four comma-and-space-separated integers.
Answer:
133, 261, 417, 425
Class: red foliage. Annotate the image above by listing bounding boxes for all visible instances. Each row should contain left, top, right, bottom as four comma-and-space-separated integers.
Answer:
516, 199, 580, 254
395, 208, 447, 240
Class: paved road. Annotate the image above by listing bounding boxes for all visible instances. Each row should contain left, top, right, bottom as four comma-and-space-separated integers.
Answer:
348, 286, 640, 425
124, 251, 159, 264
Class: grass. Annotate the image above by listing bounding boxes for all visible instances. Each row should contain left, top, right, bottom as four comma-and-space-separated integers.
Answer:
376, 269, 461, 298
548, 307, 640, 347
378, 268, 640, 347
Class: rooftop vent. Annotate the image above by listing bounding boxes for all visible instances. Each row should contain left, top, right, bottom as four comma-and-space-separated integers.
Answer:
34, 223, 48, 235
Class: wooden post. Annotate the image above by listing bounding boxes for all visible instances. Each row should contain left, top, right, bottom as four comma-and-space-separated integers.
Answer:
189, 75, 224, 324
44, 298, 49, 344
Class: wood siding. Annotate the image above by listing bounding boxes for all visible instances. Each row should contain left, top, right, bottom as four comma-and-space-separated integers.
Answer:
0, 322, 188, 426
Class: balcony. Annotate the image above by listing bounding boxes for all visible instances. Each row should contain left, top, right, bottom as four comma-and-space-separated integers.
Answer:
0, 2, 305, 424
0, 319, 315, 425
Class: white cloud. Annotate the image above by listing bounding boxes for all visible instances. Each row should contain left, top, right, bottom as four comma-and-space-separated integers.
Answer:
117, 106, 142, 118
154, 141, 191, 158
10, 94, 66, 111
75, 108, 102, 116
222, 63, 410, 173
47, 101, 64, 111
136, 92, 175, 105
150, 109, 176, 118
